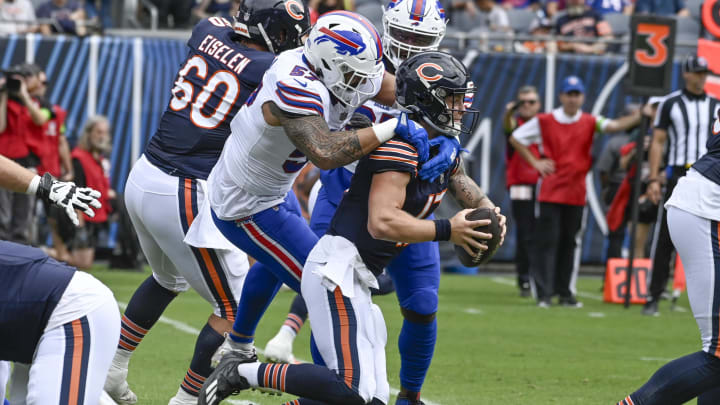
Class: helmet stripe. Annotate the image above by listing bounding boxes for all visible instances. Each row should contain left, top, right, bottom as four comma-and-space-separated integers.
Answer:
411, 0, 426, 21
323, 11, 382, 59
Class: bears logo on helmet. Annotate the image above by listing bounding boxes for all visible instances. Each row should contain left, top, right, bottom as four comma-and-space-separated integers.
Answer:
416, 62, 444, 83
285, 0, 305, 21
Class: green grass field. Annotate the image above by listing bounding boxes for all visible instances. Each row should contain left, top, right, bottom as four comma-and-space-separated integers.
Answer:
95, 266, 700, 405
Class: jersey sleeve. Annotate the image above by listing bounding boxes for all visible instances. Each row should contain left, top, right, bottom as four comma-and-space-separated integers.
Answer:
269, 78, 329, 118
654, 98, 673, 130
512, 116, 542, 145
367, 139, 419, 175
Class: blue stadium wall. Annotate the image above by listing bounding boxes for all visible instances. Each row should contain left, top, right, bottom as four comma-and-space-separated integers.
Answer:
0, 35, 684, 263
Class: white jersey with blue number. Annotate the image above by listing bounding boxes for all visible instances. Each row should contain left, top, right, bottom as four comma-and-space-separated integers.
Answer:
208, 48, 381, 220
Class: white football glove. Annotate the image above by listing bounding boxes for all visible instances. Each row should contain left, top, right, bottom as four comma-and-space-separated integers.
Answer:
36, 173, 102, 226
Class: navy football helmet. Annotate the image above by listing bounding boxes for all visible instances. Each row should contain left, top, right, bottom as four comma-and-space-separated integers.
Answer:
395, 51, 478, 138
234, 0, 310, 54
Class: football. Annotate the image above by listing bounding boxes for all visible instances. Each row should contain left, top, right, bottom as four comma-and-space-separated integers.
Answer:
454, 207, 502, 267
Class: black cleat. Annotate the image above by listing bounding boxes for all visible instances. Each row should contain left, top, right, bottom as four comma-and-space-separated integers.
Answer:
559, 296, 583, 308
199, 352, 257, 405
642, 300, 659, 316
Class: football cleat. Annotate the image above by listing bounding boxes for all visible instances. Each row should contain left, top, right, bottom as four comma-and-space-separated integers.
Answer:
559, 296, 583, 308
168, 386, 198, 405
104, 362, 138, 405
199, 352, 255, 405
264, 328, 296, 364
211, 333, 257, 368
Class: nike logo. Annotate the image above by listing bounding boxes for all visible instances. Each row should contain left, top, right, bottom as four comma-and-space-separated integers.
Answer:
294, 79, 307, 87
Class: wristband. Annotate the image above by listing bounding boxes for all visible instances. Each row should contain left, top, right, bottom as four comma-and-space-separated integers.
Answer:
433, 219, 452, 242
372, 118, 399, 144
26, 175, 41, 195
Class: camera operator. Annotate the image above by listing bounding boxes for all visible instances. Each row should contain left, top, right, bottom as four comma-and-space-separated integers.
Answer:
0, 64, 51, 244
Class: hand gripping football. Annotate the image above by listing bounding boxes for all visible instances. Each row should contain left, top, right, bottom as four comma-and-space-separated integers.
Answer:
454, 207, 501, 266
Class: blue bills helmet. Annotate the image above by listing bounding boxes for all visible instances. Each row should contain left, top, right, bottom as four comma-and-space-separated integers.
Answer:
395, 51, 478, 137
233, 0, 310, 54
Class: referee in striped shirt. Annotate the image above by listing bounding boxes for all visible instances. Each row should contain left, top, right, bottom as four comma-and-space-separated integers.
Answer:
643, 55, 720, 316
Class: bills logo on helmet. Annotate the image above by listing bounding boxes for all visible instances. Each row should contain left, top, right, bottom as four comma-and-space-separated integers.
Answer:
315, 27, 367, 56
416, 62, 444, 82
464, 81, 475, 109
285, 0, 305, 20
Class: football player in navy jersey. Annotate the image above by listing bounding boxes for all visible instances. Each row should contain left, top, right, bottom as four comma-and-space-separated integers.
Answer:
199, 51, 505, 405
262, 1, 466, 403
0, 155, 117, 404
617, 112, 720, 405
105, 1, 311, 404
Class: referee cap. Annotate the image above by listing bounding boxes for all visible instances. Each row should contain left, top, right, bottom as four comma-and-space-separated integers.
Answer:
561, 76, 585, 94
682, 55, 710, 73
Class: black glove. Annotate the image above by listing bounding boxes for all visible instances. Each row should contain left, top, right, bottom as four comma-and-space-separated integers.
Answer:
36, 173, 102, 226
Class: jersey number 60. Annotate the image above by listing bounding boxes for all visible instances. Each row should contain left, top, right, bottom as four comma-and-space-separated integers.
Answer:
170, 55, 240, 129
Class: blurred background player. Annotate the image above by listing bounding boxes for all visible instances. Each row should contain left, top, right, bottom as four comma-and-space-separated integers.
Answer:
503, 85, 540, 296
200, 50, 506, 405
617, 110, 720, 405
262, 2, 464, 404
201, 11, 434, 389
103, 2, 309, 404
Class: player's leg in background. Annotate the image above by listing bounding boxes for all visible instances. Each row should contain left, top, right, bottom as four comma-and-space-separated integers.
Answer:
619, 207, 720, 404
531, 202, 562, 306
387, 240, 440, 404
27, 280, 120, 405
511, 196, 535, 296
7, 363, 30, 404
554, 205, 584, 306
212, 192, 318, 354
0, 361, 9, 401
265, 186, 336, 363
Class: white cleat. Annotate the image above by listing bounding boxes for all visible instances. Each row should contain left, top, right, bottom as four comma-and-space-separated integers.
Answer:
104, 362, 138, 405
168, 386, 199, 405
264, 328, 296, 364
211, 333, 257, 368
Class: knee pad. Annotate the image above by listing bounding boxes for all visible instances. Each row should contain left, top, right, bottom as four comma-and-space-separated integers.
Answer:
400, 307, 436, 324
399, 287, 438, 318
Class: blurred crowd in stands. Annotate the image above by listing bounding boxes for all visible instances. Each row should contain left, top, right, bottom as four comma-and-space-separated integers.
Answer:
0, 64, 139, 270
0, 0, 706, 55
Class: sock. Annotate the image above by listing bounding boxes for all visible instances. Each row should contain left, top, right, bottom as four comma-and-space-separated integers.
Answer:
231, 263, 283, 344
397, 389, 421, 404
624, 351, 720, 404
255, 363, 363, 404
179, 323, 225, 397
118, 276, 177, 353
282, 294, 308, 337
236, 362, 260, 387
397, 318, 437, 393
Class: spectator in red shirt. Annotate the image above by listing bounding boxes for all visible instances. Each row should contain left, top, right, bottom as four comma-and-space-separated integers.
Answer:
509, 76, 641, 308
54, 115, 113, 269
0, 64, 50, 244
503, 85, 541, 297
555, 0, 613, 54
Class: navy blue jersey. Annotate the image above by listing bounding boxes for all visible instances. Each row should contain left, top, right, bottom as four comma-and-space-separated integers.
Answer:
0, 241, 75, 363
145, 17, 275, 180
693, 116, 720, 185
327, 137, 459, 275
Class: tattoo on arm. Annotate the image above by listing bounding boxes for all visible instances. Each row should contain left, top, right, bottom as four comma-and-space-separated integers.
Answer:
448, 163, 489, 209
268, 102, 365, 169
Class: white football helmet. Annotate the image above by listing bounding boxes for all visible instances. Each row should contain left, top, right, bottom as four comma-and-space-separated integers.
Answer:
303, 11, 385, 109
382, 0, 447, 69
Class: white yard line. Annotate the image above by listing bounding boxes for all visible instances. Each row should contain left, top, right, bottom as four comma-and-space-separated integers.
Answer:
640, 357, 674, 362
117, 302, 443, 405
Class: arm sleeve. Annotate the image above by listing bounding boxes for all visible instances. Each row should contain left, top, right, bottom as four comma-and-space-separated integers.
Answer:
367, 139, 419, 175
511, 116, 542, 146
72, 159, 86, 187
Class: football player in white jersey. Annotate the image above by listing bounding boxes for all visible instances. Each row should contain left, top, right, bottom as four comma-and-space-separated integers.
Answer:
262, 2, 466, 403
186, 10, 433, 374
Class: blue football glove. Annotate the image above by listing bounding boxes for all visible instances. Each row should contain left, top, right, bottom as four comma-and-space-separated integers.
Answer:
394, 112, 429, 163
419, 136, 461, 182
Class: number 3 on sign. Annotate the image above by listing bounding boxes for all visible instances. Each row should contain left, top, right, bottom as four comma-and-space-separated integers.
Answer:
635, 23, 670, 67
